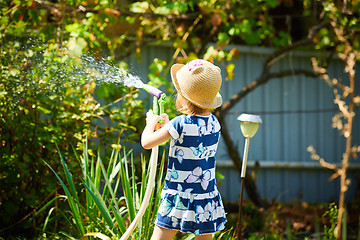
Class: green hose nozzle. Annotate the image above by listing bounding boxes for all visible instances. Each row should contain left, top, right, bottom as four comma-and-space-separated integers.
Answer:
143, 84, 166, 125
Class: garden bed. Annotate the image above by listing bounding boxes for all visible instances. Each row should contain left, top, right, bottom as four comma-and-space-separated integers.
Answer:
220, 200, 360, 239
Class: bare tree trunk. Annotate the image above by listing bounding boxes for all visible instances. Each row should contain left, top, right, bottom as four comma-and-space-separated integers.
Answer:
334, 51, 356, 240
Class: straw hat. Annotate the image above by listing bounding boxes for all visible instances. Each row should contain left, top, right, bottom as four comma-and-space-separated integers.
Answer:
171, 59, 222, 109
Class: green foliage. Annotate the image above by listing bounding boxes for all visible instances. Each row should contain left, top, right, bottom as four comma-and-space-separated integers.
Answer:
0, 39, 145, 236
0, 40, 92, 233
213, 227, 237, 240
0, 0, 297, 80
1, 0, 359, 238
2, 0, 359, 81
313, 1, 360, 55
247, 233, 283, 240
41, 141, 166, 239
322, 203, 338, 240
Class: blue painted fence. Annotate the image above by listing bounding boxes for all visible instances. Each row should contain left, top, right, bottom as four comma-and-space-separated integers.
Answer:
125, 43, 360, 203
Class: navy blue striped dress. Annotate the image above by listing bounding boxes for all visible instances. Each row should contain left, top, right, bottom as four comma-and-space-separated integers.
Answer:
155, 114, 227, 235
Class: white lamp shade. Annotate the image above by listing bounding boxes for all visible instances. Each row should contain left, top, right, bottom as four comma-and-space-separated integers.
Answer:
237, 113, 262, 138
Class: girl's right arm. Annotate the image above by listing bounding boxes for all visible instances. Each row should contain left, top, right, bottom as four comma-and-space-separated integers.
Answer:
141, 110, 172, 149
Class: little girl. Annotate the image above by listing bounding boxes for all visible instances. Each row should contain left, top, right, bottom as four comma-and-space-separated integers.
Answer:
141, 59, 227, 240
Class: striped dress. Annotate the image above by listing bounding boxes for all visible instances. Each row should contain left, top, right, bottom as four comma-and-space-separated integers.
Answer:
155, 114, 227, 235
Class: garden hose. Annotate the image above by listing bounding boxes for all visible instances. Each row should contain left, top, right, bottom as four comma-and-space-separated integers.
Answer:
120, 85, 166, 240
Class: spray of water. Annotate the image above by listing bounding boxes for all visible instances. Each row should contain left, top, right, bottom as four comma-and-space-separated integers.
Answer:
80, 55, 145, 89
20, 39, 146, 90
7, 40, 148, 107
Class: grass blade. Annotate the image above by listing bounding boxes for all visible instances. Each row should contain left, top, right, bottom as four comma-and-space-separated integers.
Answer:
342, 207, 347, 240
83, 232, 111, 240
111, 162, 122, 191
153, 151, 166, 218
314, 212, 321, 240
43, 160, 85, 236
140, 154, 148, 203
111, 205, 127, 234
120, 152, 136, 221
59, 231, 79, 240
42, 207, 57, 234
80, 178, 118, 235
31, 195, 63, 220
56, 144, 80, 204
81, 141, 92, 210
99, 156, 120, 211
94, 152, 102, 192
77, 203, 109, 235
131, 153, 137, 210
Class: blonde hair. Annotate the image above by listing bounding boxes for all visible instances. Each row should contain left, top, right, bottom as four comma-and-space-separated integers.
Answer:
175, 94, 209, 115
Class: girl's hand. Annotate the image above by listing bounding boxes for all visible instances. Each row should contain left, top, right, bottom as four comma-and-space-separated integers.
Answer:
146, 110, 169, 129
159, 113, 169, 128
142, 110, 172, 149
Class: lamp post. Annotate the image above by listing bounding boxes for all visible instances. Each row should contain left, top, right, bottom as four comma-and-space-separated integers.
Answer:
236, 113, 262, 240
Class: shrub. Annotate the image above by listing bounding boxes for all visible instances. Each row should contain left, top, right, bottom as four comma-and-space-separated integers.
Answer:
0, 39, 145, 237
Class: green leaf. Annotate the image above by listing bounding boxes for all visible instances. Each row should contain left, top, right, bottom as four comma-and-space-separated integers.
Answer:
218, 32, 229, 44
38, 106, 51, 115
228, 26, 240, 36
81, 178, 118, 234
226, 63, 235, 80
9, 69, 20, 77
120, 153, 136, 221
111, 205, 127, 234
66, 37, 88, 56
154, 6, 171, 15
43, 160, 85, 236
0, 91, 8, 97
130, 2, 149, 13
265, 0, 279, 8
65, 23, 80, 33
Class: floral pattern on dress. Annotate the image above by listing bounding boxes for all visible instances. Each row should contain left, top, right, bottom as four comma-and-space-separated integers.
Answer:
185, 166, 211, 191
156, 114, 227, 235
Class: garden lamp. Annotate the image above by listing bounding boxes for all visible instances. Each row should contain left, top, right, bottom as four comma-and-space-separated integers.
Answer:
236, 113, 262, 240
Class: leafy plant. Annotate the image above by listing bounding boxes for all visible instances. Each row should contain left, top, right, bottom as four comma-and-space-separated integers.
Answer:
41, 141, 165, 239
322, 203, 338, 240
0, 39, 145, 236
0, 40, 98, 235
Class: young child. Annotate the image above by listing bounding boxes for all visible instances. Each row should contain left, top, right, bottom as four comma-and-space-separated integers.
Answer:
141, 59, 227, 240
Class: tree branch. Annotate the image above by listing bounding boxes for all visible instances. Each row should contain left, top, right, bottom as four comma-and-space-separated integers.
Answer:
218, 21, 328, 117
266, 21, 328, 66
219, 69, 320, 116
34, 0, 199, 21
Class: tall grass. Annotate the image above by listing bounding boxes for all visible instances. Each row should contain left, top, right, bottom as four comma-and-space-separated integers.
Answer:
41, 141, 165, 239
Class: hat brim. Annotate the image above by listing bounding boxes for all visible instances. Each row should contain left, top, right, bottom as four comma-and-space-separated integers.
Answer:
170, 63, 184, 94
170, 63, 222, 109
